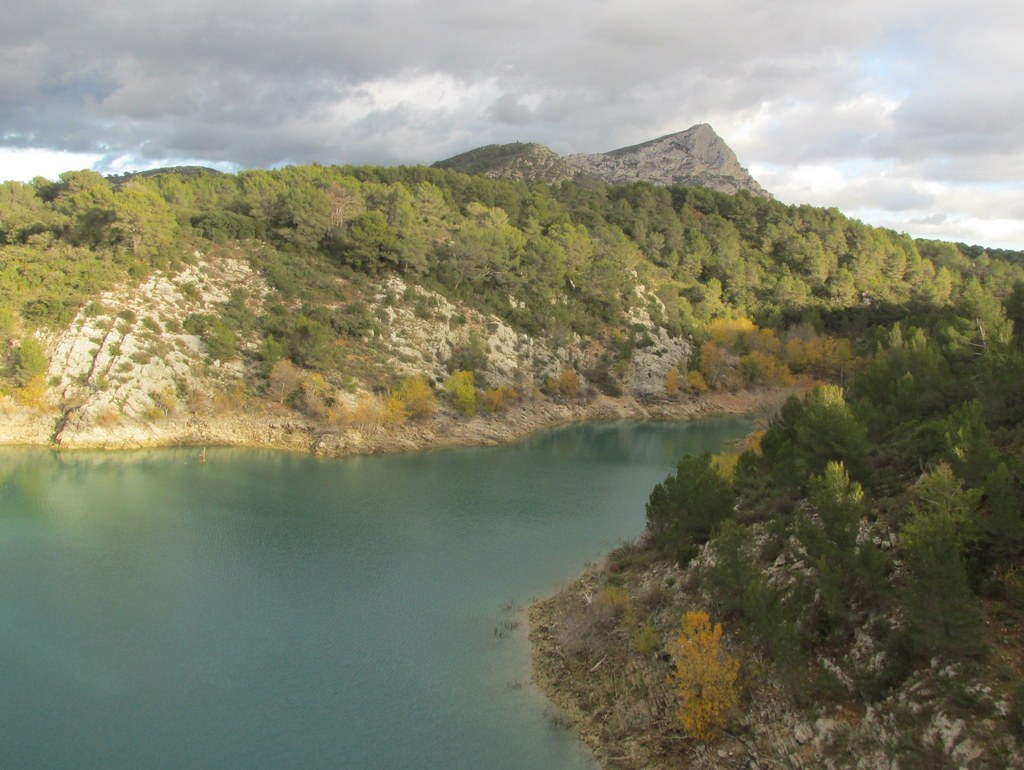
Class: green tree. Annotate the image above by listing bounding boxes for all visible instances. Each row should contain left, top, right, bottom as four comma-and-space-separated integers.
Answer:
203, 319, 238, 361
899, 464, 984, 661
0, 181, 58, 243
761, 386, 869, 491
14, 337, 48, 385
56, 171, 117, 248
111, 183, 180, 261
646, 452, 735, 565
289, 316, 336, 371
797, 462, 887, 638
447, 330, 489, 373
980, 462, 1024, 563
442, 202, 525, 291
272, 186, 332, 250
942, 400, 998, 486
330, 211, 403, 274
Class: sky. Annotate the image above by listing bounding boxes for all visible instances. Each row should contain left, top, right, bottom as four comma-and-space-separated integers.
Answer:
2, 0, 1023, 249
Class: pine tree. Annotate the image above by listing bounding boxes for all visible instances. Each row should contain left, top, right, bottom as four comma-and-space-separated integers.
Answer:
899, 465, 984, 661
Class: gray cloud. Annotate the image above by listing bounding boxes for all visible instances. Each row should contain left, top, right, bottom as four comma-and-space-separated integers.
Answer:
2, 0, 1023, 246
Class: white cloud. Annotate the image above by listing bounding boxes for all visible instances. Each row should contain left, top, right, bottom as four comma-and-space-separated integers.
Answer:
0, 147, 102, 182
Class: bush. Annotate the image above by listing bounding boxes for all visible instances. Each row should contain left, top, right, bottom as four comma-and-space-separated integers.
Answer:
203, 319, 237, 361
266, 358, 304, 403
665, 367, 681, 396
392, 376, 437, 419
444, 370, 477, 416
480, 385, 517, 413
300, 372, 330, 418
686, 370, 709, 393
15, 374, 48, 409
0, 308, 18, 342
544, 368, 580, 399
447, 331, 489, 373
14, 338, 48, 385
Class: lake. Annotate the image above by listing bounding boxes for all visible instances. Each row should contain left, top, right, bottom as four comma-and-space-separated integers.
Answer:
0, 417, 752, 769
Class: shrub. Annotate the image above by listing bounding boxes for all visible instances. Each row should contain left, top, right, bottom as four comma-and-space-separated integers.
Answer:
686, 370, 709, 393
15, 374, 48, 410
448, 331, 489, 373
381, 393, 409, 426
544, 368, 580, 399
203, 320, 237, 361
0, 308, 19, 341
631, 622, 661, 658
350, 392, 384, 433
480, 385, 517, 413
14, 338, 48, 385
665, 367, 681, 396
266, 358, 304, 404
152, 385, 178, 416
300, 372, 330, 418
392, 376, 437, 419
444, 370, 477, 416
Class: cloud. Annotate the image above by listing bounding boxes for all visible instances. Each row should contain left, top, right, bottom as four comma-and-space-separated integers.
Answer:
1, 0, 1022, 246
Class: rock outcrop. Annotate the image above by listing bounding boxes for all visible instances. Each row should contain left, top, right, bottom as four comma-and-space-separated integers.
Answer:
45, 252, 269, 447
433, 124, 769, 197
567, 123, 770, 197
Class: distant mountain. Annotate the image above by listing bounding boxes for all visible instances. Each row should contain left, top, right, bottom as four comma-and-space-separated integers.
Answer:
432, 142, 581, 184
107, 166, 224, 185
433, 124, 769, 197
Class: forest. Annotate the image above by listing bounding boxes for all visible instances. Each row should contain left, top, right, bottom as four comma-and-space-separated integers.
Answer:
2, 162, 1023, 399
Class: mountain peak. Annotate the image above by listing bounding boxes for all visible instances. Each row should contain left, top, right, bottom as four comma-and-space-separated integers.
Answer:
568, 124, 768, 196
433, 124, 769, 197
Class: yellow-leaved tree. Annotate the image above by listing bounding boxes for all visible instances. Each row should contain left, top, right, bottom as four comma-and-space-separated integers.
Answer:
393, 375, 436, 419
672, 611, 740, 742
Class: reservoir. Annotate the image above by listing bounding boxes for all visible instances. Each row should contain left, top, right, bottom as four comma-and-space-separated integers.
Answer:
0, 417, 752, 769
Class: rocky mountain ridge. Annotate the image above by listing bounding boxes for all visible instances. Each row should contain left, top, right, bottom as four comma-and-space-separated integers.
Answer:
434, 123, 769, 197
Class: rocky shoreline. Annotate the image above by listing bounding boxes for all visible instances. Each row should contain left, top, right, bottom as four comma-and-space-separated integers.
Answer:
0, 387, 791, 456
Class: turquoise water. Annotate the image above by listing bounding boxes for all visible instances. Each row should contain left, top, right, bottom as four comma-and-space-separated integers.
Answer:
0, 417, 752, 769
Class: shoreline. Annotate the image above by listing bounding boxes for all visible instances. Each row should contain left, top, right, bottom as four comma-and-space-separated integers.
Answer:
529, 564, 629, 769
0, 387, 793, 457
527, 556, 765, 770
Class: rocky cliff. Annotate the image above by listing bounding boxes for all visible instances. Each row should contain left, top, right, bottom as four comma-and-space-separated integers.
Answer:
567, 123, 770, 197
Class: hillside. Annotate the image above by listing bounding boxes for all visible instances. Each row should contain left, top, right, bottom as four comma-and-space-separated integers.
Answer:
2, 163, 1023, 453
433, 124, 769, 196
432, 142, 581, 183
532, 301, 1024, 768
2, 158, 1024, 766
